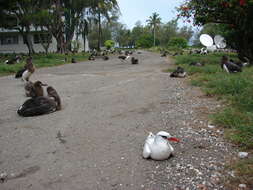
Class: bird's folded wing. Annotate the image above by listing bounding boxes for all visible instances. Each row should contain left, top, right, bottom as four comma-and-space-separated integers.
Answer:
143, 143, 151, 158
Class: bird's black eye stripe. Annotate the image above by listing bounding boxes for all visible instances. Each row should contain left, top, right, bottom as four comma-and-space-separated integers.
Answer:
161, 136, 167, 139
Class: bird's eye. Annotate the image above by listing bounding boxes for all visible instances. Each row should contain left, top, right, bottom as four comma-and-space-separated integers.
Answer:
161, 136, 167, 139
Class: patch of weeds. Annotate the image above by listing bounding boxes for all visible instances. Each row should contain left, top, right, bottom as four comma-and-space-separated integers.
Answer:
171, 52, 253, 187
225, 158, 253, 189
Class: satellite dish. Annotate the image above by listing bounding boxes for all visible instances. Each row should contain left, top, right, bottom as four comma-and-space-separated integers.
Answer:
214, 35, 226, 49
200, 34, 213, 47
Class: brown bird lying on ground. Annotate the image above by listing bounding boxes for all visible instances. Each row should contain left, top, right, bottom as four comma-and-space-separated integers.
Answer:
71, 58, 77, 63
118, 55, 130, 61
161, 52, 167, 57
221, 55, 242, 73
88, 55, 95, 60
170, 67, 187, 78
131, 57, 139, 64
189, 62, 205, 67
18, 82, 62, 117
5, 56, 21, 65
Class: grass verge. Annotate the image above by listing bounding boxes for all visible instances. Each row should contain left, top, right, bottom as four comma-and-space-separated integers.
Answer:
0, 52, 89, 76
170, 52, 253, 188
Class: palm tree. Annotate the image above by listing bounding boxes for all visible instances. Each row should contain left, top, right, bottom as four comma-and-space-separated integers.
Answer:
146, 12, 161, 47
91, 0, 119, 50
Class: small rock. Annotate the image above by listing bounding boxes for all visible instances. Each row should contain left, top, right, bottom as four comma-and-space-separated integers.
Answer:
238, 152, 248, 158
208, 124, 215, 129
197, 184, 208, 190
238, 184, 247, 188
0, 172, 7, 178
0, 172, 7, 183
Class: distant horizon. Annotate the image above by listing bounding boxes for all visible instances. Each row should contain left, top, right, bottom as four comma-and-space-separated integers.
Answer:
117, 0, 189, 29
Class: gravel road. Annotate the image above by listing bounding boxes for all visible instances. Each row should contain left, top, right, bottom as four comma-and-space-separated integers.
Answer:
0, 51, 236, 190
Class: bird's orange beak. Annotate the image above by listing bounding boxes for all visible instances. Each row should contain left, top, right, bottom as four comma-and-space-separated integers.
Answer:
167, 137, 180, 142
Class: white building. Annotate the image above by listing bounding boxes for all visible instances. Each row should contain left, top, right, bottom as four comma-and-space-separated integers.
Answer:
0, 28, 85, 53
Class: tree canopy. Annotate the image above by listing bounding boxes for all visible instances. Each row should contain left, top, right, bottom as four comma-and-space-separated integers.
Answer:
178, 0, 253, 62
0, 0, 119, 54
146, 12, 162, 46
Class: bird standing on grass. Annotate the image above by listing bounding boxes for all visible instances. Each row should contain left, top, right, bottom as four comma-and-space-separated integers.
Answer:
170, 67, 186, 78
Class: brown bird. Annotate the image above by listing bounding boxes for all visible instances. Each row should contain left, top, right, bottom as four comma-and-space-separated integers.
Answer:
18, 83, 62, 117
25, 81, 47, 97
22, 57, 35, 82
131, 57, 139, 64
47, 86, 62, 110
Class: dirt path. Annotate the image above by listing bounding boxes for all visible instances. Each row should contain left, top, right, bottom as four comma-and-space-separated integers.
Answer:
0, 51, 235, 190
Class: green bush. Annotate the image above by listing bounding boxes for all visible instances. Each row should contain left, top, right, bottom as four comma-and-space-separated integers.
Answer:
168, 37, 188, 49
136, 34, 153, 48
172, 53, 253, 149
104, 40, 115, 49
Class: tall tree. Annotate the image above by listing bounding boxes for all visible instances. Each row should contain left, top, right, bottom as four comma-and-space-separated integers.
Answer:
158, 19, 178, 47
178, 26, 194, 41
131, 21, 144, 46
90, 0, 119, 50
146, 12, 161, 47
63, 0, 93, 51
37, 0, 93, 53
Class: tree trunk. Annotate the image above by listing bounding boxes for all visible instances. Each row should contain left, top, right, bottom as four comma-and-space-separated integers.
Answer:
23, 33, 35, 55
21, 26, 35, 55
153, 26, 156, 47
58, 34, 65, 54
53, 0, 66, 54
97, 11, 102, 51
83, 33, 86, 51
235, 32, 253, 65
65, 9, 72, 52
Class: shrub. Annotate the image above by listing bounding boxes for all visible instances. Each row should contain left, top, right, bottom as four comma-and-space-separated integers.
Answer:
168, 37, 188, 49
104, 40, 115, 49
136, 34, 153, 48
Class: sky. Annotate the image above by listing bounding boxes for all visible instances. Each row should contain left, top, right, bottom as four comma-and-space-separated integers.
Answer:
117, 0, 186, 29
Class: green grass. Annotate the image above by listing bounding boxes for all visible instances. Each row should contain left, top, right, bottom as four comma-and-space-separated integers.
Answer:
170, 52, 253, 188
0, 52, 89, 76
172, 52, 253, 148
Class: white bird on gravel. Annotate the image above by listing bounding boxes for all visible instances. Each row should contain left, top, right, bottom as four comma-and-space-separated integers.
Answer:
143, 131, 180, 161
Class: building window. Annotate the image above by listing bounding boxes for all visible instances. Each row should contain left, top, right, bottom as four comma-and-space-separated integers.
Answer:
34, 33, 52, 44
0, 35, 19, 45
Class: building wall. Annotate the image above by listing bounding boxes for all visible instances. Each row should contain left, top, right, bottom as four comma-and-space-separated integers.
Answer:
0, 33, 85, 54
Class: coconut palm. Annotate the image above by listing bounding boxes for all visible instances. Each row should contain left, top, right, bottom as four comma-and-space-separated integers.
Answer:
146, 12, 162, 47
90, 0, 119, 50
